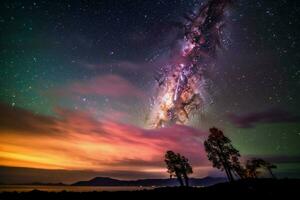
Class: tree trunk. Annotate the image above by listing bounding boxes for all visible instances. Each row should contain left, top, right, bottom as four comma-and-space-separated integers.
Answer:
223, 161, 234, 182
223, 167, 231, 181
216, 142, 234, 182
175, 171, 184, 186
182, 172, 189, 187
268, 168, 276, 179
253, 171, 257, 178
233, 168, 243, 179
227, 168, 234, 182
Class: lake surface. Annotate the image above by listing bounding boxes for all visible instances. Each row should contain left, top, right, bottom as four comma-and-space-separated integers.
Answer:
0, 185, 155, 192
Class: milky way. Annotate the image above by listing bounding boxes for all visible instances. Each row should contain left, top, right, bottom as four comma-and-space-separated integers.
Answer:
150, 0, 232, 128
1, 0, 300, 181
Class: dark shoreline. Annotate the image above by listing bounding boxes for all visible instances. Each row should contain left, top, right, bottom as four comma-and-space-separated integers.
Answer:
0, 179, 299, 199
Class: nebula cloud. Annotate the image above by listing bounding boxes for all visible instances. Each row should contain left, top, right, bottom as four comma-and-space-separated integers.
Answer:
149, 0, 232, 128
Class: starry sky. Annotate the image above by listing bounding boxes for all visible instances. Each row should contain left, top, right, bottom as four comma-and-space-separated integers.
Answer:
0, 0, 300, 184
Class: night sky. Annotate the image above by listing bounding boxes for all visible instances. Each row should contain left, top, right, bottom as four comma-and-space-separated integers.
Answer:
0, 0, 300, 184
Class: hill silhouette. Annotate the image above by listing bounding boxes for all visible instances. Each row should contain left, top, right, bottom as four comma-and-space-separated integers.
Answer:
72, 176, 226, 186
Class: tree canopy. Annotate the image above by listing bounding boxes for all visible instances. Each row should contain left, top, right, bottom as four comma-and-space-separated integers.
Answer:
165, 150, 193, 186
204, 127, 241, 182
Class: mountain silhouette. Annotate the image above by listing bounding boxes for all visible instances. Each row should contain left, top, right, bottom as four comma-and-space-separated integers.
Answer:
72, 176, 226, 186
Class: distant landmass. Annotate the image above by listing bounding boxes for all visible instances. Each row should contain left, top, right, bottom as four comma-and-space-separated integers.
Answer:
72, 176, 227, 187
1, 179, 299, 199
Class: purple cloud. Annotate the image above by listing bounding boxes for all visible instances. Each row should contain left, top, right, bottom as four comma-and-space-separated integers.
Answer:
228, 109, 300, 128
54, 74, 145, 99
259, 155, 300, 164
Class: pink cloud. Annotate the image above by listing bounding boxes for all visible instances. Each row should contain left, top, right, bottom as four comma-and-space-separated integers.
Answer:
63, 74, 145, 98
0, 103, 211, 178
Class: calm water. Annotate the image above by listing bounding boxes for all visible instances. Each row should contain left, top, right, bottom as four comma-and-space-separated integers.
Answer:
0, 185, 155, 192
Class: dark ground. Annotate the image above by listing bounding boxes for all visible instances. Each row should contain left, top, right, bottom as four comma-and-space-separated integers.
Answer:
0, 179, 299, 200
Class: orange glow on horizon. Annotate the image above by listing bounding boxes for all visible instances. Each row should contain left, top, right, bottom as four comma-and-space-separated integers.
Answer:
0, 105, 209, 177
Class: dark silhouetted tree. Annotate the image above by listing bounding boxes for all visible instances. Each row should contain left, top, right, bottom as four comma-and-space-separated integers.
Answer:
179, 155, 193, 187
165, 151, 184, 186
264, 161, 277, 179
164, 150, 193, 187
246, 158, 277, 179
231, 155, 247, 179
204, 127, 241, 182
245, 159, 258, 178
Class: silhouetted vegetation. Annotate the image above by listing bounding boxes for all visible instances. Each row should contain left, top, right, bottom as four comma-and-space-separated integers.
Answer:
202, 127, 278, 181
231, 155, 247, 179
164, 151, 193, 187
245, 158, 277, 179
1, 126, 286, 200
204, 127, 241, 182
